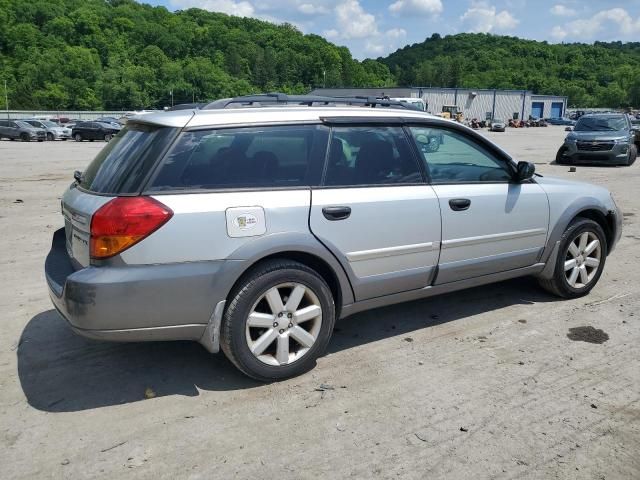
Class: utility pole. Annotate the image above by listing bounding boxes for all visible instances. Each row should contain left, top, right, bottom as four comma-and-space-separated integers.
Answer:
170, 89, 174, 107
4, 79, 8, 119
323, 70, 326, 88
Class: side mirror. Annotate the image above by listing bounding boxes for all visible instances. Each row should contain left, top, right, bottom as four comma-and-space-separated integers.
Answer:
516, 161, 535, 182
565, 126, 573, 131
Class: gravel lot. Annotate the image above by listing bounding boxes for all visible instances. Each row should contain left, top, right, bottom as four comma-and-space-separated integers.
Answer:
1, 127, 639, 479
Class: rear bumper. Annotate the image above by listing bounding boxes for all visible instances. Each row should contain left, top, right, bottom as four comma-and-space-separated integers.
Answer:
45, 228, 227, 347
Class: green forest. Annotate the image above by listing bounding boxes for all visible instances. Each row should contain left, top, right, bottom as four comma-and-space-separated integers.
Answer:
1, 0, 639, 110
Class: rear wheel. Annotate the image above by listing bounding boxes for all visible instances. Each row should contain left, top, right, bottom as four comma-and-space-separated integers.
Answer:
539, 218, 606, 298
221, 259, 336, 382
20, 133, 30, 142
74, 133, 82, 142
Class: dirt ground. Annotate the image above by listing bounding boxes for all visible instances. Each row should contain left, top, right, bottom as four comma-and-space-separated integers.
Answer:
1, 126, 639, 479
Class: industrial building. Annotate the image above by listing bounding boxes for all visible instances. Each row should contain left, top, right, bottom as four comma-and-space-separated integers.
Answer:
311, 87, 567, 121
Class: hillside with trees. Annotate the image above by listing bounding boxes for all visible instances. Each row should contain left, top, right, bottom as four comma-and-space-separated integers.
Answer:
0, 0, 393, 110
381, 33, 640, 108
1, 0, 639, 110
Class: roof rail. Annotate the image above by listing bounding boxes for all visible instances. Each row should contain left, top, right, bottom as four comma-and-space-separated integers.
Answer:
201, 93, 420, 111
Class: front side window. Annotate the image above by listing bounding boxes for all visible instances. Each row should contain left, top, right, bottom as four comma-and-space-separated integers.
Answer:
324, 126, 422, 186
148, 125, 328, 191
409, 126, 513, 183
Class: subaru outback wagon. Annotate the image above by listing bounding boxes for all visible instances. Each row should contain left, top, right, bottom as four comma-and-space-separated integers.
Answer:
45, 94, 622, 381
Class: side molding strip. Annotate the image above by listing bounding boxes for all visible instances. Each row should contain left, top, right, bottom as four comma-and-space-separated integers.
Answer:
442, 228, 547, 249
346, 242, 438, 262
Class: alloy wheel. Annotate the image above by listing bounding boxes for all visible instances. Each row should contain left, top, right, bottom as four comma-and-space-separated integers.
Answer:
564, 231, 601, 288
245, 282, 322, 367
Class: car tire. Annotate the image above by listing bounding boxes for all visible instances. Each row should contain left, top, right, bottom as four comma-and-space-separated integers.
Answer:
538, 218, 607, 298
46, 133, 54, 141
104, 133, 112, 142
20, 133, 30, 142
627, 144, 637, 166
221, 259, 336, 382
74, 133, 82, 142
555, 146, 570, 164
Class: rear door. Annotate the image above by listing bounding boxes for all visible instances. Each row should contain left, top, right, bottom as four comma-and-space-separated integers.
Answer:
408, 125, 549, 284
310, 125, 441, 301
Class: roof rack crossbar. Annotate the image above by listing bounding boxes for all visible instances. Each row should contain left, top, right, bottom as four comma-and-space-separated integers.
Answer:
202, 93, 418, 111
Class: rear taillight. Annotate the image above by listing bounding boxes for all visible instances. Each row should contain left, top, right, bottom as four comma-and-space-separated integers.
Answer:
90, 197, 173, 259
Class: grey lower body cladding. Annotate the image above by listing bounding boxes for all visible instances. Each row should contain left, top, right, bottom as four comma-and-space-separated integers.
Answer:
45, 228, 225, 345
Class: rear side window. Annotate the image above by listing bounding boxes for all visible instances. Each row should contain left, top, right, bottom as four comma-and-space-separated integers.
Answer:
148, 125, 328, 191
324, 126, 423, 186
79, 123, 176, 194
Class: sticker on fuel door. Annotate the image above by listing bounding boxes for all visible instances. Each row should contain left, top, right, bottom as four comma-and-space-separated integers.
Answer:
226, 207, 266, 238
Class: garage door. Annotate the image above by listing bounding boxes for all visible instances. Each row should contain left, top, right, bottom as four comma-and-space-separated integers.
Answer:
551, 102, 563, 118
531, 102, 544, 119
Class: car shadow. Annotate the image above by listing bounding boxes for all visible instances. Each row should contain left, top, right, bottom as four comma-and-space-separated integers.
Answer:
18, 277, 559, 412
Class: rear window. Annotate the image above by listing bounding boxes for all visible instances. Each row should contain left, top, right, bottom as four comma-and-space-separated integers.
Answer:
78, 123, 177, 194
147, 125, 328, 191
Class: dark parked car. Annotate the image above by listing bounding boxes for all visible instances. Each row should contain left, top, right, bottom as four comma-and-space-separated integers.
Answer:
72, 122, 120, 142
547, 117, 576, 126
0, 120, 46, 141
556, 114, 638, 166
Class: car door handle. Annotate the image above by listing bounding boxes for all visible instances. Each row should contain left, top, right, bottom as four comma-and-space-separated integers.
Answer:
322, 206, 351, 221
449, 198, 471, 211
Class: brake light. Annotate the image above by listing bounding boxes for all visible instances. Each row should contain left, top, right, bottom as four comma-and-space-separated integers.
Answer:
90, 197, 173, 259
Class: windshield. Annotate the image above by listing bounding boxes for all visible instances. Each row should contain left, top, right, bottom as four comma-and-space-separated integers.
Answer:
575, 116, 628, 132
42, 120, 57, 127
16, 121, 32, 128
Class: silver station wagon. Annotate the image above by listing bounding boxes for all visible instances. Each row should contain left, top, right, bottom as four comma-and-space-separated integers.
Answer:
45, 94, 622, 381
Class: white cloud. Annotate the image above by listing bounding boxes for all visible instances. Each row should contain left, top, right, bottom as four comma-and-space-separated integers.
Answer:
332, 0, 379, 39
297, 3, 330, 15
389, 0, 443, 17
551, 8, 640, 41
550, 5, 577, 17
461, 1, 519, 33
365, 41, 386, 55
171, 0, 255, 17
386, 28, 407, 39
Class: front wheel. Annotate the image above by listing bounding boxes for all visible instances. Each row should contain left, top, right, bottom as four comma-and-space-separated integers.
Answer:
20, 133, 30, 142
555, 146, 570, 164
539, 218, 607, 298
221, 259, 336, 381
627, 144, 637, 166
46, 132, 54, 141
104, 133, 112, 142
74, 133, 82, 142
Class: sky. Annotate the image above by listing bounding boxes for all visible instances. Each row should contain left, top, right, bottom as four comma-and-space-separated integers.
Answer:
144, 0, 640, 59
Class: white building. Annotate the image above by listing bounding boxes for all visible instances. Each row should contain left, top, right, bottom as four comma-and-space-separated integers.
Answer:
311, 87, 568, 121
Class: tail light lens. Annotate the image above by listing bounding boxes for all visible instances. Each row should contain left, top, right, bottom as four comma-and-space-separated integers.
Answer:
90, 196, 173, 259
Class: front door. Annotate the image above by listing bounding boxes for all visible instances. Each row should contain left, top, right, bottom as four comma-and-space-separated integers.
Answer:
407, 126, 549, 284
310, 125, 442, 301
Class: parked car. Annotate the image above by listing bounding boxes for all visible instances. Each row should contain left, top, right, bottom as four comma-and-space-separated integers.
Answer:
0, 120, 46, 142
95, 118, 123, 130
489, 119, 506, 132
546, 117, 576, 126
23, 119, 72, 141
46, 94, 622, 381
71, 121, 120, 142
556, 113, 638, 166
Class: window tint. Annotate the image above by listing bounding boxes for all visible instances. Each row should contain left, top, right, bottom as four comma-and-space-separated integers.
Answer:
324, 126, 422, 186
79, 123, 176, 194
148, 125, 328, 191
409, 126, 512, 183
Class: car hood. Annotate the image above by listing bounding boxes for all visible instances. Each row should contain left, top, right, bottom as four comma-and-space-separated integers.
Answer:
535, 175, 610, 199
569, 130, 628, 141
